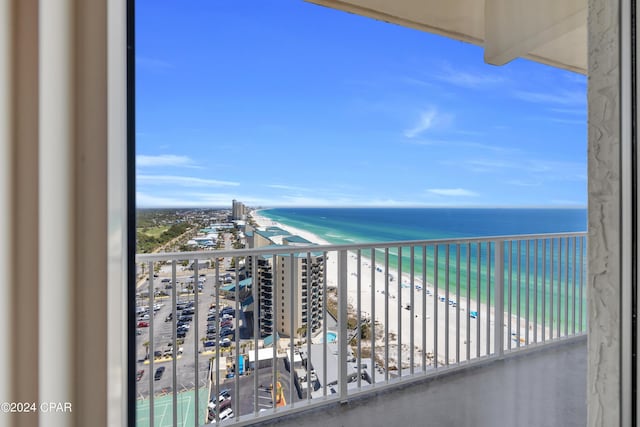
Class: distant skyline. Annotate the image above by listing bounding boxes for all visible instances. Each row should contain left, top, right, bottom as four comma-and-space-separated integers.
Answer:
136, 0, 587, 208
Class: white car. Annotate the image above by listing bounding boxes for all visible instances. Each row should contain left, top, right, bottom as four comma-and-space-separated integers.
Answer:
210, 408, 233, 423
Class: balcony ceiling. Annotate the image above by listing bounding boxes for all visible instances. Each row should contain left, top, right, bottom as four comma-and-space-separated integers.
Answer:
307, 0, 587, 74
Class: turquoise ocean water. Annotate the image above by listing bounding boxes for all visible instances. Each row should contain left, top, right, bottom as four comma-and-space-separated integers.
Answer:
260, 208, 587, 331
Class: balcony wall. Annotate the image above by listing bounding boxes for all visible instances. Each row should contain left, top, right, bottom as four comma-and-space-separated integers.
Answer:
259, 337, 586, 427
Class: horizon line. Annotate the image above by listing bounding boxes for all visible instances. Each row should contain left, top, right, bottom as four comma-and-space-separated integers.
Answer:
136, 204, 587, 210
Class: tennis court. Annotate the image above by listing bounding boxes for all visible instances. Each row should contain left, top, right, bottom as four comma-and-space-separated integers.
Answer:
136, 388, 208, 427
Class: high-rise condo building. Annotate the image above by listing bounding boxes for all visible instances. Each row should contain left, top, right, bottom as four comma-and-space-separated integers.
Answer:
248, 227, 324, 338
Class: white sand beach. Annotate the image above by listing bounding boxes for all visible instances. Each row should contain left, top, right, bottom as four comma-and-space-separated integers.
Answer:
252, 211, 545, 369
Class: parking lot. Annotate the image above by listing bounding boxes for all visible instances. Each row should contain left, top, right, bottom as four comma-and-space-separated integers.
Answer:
135, 267, 238, 399
207, 358, 300, 422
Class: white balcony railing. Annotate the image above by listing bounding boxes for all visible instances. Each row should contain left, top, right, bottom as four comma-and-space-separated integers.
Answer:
135, 232, 586, 426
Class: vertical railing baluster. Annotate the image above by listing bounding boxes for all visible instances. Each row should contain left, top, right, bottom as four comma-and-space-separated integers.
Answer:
579, 237, 585, 332
384, 248, 389, 380
550, 239, 555, 340
214, 259, 221, 421
445, 245, 450, 365
271, 254, 277, 411
475, 243, 481, 359
516, 242, 521, 348
397, 246, 403, 376
525, 240, 530, 345
338, 250, 349, 399
542, 239, 546, 342
171, 261, 178, 427
234, 257, 240, 417
410, 246, 415, 374
148, 261, 155, 427
558, 238, 563, 338
466, 243, 471, 362
486, 243, 491, 357
194, 260, 199, 427
253, 254, 259, 415
289, 253, 295, 407
494, 241, 504, 357
434, 246, 439, 367
507, 241, 512, 351
572, 237, 577, 335
370, 249, 375, 384
455, 244, 461, 364
307, 252, 312, 401
534, 239, 539, 343
356, 250, 362, 388
422, 245, 427, 371
323, 251, 328, 394
564, 237, 569, 337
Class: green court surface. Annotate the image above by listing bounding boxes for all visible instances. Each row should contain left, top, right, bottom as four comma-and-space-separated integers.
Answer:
136, 388, 208, 427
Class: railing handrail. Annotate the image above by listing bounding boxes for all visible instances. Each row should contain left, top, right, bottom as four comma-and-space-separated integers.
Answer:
135, 231, 587, 262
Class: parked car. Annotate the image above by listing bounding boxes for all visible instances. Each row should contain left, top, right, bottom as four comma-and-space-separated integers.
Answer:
154, 366, 165, 381
177, 331, 186, 339
137, 321, 149, 328
203, 341, 216, 348
209, 407, 233, 423
220, 320, 233, 328
206, 332, 216, 340
165, 313, 173, 322
136, 370, 144, 381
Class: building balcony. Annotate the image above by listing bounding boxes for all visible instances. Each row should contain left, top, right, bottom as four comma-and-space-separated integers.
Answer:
135, 232, 586, 426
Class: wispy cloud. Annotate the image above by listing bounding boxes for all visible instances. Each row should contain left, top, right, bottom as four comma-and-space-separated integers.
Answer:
513, 90, 586, 106
435, 67, 505, 88
427, 188, 479, 197
137, 175, 240, 187
137, 154, 200, 168
507, 179, 542, 187
549, 108, 586, 115
407, 139, 508, 153
404, 107, 453, 138
402, 77, 436, 88
548, 118, 586, 125
461, 159, 521, 172
266, 184, 310, 192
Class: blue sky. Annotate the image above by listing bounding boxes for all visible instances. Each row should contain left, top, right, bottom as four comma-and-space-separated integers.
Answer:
136, 0, 587, 208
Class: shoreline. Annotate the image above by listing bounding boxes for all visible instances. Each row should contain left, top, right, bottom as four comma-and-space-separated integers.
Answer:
250, 210, 547, 367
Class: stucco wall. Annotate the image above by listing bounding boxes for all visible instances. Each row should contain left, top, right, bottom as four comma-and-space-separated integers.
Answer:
587, 0, 622, 425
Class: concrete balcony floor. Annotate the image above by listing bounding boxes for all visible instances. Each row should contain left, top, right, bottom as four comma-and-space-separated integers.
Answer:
258, 336, 586, 427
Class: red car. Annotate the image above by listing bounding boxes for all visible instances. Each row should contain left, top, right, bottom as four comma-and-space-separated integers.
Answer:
137, 321, 149, 327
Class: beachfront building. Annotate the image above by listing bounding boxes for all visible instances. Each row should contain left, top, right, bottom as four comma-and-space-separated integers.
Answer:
248, 227, 325, 338
245, 227, 291, 280
231, 199, 247, 220
274, 249, 325, 337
